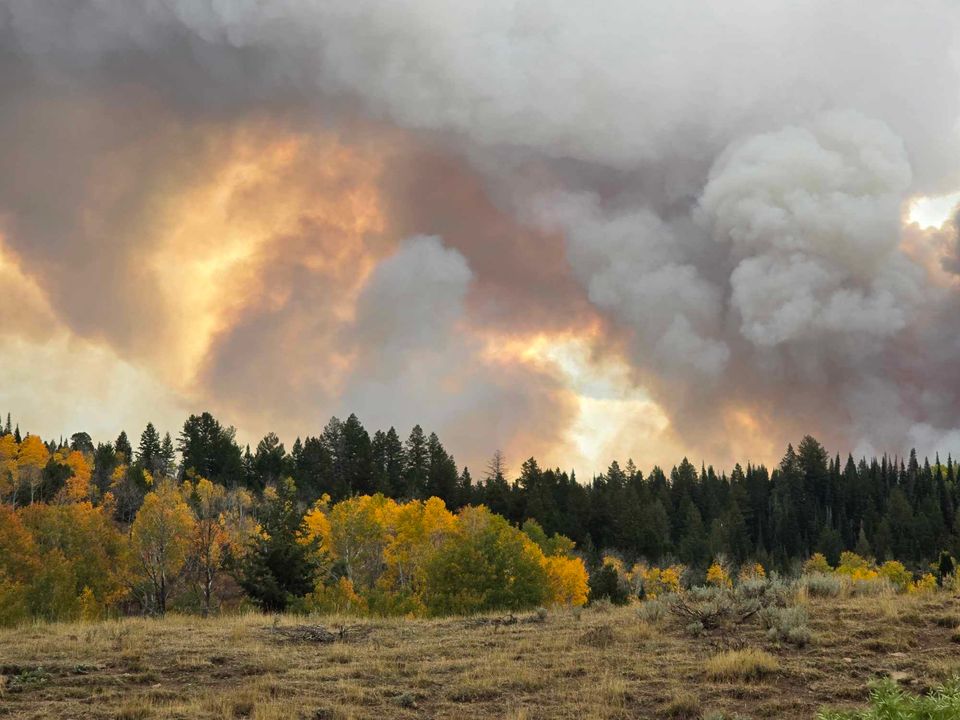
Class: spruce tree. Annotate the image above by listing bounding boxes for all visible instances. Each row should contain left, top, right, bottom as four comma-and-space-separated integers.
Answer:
136, 423, 162, 476
403, 425, 428, 498
115, 430, 132, 463
236, 478, 321, 611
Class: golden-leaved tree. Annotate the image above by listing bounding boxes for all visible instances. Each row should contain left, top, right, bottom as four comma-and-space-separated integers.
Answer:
60, 450, 93, 503
17, 434, 49, 505
19, 502, 127, 619
304, 495, 588, 617
0, 434, 18, 503
131, 480, 196, 614
0, 504, 38, 625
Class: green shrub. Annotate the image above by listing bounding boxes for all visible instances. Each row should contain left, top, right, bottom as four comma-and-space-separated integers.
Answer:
588, 564, 630, 606
637, 598, 667, 623
877, 561, 912, 593
668, 579, 793, 636
817, 677, 960, 719
800, 573, 843, 598
760, 605, 811, 647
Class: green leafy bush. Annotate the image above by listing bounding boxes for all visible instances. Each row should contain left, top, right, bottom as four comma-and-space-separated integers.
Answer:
759, 605, 811, 647
637, 598, 667, 623
800, 573, 843, 598
818, 677, 960, 719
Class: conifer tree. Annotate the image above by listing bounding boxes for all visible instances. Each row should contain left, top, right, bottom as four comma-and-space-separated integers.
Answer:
236, 478, 321, 611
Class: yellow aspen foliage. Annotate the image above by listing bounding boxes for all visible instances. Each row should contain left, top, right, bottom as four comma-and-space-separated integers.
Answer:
306, 576, 368, 615
0, 434, 17, 501
706, 561, 733, 588
17, 434, 49, 503
326, 494, 396, 589
641, 564, 684, 598
62, 451, 92, 502
626, 562, 648, 597
543, 555, 589, 606
17, 434, 48, 469
383, 497, 455, 592
602, 554, 626, 576
878, 560, 912, 593
835, 551, 878, 582
909, 573, 937, 594
18, 502, 127, 610
78, 586, 102, 621
185, 478, 231, 615
0, 504, 39, 580
0, 433, 17, 463
131, 480, 196, 614
803, 553, 833, 574
738, 563, 766, 583
303, 502, 332, 550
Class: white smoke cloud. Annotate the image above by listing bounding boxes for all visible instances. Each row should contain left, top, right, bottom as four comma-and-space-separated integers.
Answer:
341, 236, 576, 467
351, 235, 472, 371
701, 111, 917, 350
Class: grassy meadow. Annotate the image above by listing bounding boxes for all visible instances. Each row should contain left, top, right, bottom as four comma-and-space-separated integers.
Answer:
2, 588, 960, 719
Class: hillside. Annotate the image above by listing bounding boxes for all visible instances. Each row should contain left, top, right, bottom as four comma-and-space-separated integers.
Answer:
2, 591, 960, 719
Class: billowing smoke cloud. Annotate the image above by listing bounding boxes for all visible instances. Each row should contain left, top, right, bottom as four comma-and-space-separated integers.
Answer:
1, 1, 960, 470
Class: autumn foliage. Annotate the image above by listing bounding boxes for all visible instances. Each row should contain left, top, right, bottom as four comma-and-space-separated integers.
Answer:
0, 428, 587, 624
301, 494, 587, 616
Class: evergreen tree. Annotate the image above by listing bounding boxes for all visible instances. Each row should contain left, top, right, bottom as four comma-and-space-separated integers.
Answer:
340, 414, 373, 495
482, 450, 512, 518
136, 423, 163, 478
403, 425, 428, 498
294, 436, 335, 503
320, 417, 349, 500
371, 427, 405, 497
69, 432, 94, 454
114, 431, 131, 463
177, 413, 243, 486
159, 433, 176, 478
426, 432, 459, 507
253, 432, 287, 489
235, 478, 321, 611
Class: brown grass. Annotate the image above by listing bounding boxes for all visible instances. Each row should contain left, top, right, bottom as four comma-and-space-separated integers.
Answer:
1, 592, 959, 719
704, 648, 779, 681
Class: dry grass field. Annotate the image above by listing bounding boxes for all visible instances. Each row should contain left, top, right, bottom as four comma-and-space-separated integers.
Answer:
2, 592, 960, 720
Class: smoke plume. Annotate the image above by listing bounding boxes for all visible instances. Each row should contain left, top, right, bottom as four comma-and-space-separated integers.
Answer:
1, 1, 959, 470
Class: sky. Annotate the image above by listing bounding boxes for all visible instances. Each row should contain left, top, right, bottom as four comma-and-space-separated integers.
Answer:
1, 1, 960, 476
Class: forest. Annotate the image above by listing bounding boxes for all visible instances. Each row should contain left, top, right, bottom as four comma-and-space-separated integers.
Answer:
0, 410, 957, 624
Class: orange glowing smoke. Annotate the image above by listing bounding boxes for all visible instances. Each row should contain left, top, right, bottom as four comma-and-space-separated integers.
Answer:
147, 126, 391, 393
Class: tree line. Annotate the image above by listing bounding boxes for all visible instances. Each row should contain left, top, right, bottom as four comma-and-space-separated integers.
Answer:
2, 410, 958, 574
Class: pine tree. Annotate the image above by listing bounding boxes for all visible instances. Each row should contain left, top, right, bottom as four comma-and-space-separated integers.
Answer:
340, 414, 373, 495
136, 423, 162, 477
482, 450, 512, 518
69, 432, 94, 454
403, 425, 428, 498
115, 431, 132, 463
235, 478, 321, 612
159, 433, 176, 478
294, 436, 334, 503
253, 432, 287, 489
371, 427, 405, 497
177, 413, 243, 486
426, 432, 458, 506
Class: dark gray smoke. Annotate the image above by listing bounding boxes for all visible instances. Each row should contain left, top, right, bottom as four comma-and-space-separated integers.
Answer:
1, 0, 959, 468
